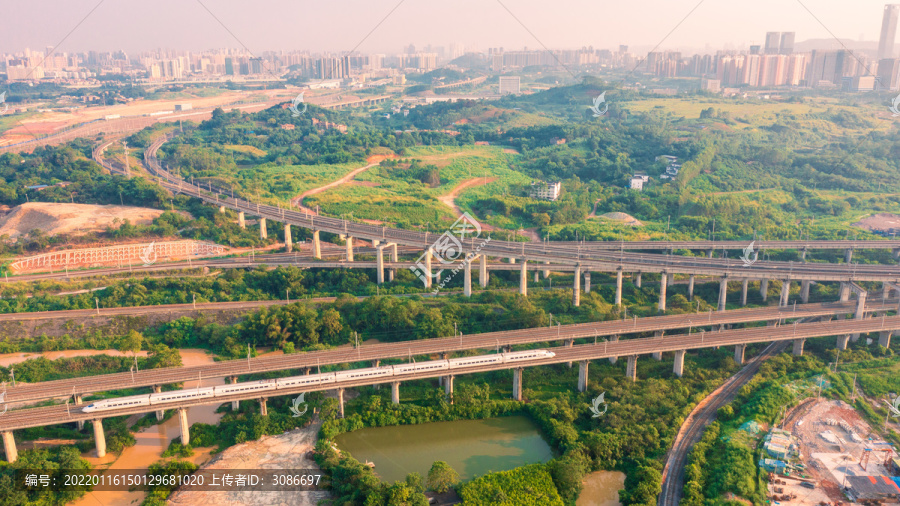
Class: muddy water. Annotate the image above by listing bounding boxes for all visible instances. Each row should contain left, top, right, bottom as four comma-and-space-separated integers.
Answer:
71, 349, 224, 506
334, 415, 554, 483
576, 471, 626, 506
0, 349, 149, 368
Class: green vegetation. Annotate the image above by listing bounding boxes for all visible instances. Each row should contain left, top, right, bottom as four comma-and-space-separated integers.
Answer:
458, 464, 564, 505
0, 446, 90, 506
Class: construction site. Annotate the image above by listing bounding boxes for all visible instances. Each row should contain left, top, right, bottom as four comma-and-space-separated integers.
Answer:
761, 398, 900, 505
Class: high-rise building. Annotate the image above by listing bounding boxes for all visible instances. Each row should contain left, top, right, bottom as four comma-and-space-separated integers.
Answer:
499, 76, 520, 95
764, 32, 782, 54
877, 58, 900, 89
879, 4, 900, 60
780, 32, 795, 54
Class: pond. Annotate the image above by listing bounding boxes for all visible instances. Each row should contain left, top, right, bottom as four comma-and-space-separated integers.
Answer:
334, 415, 554, 483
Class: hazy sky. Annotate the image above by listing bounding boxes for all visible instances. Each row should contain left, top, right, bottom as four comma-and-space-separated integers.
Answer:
1, 0, 896, 55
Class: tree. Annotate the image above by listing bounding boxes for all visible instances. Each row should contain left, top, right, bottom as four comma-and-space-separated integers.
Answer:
427, 461, 460, 493
117, 330, 144, 360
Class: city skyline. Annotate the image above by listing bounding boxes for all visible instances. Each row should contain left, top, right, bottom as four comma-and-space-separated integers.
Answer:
2, 0, 898, 56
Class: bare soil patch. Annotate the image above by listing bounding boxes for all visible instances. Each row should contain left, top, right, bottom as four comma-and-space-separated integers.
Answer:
0, 202, 178, 239
852, 212, 900, 233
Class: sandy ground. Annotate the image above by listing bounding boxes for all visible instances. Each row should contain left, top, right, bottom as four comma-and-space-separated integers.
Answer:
0, 349, 149, 368
0, 202, 167, 239
167, 420, 329, 506
852, 213, 900, 233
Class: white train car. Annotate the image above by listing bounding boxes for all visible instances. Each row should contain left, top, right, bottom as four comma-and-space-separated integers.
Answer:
392, 360, 450, 376
276, 372, 337, 389
213, 379, 276, 397
501, 349, 556, 363
334, 366, 394, 382
447, 354, 504, 370
82, 394, 151, 413
150, 387, 215, 405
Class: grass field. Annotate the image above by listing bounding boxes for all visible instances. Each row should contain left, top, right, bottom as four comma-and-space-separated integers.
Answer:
307, 145, 533, 229
224, 144, 268, 157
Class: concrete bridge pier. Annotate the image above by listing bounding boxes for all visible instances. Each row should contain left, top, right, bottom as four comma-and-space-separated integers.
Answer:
609, 336, 619, 364
512, 368, 523, 401
444, 375, 454, 403
577, 361, 589, 392
658, 272, 668, 313
74, 394, 85, 429
584, 272, 591, 293
543, 261, 550, 279
93, 419, 107, 457
519, 261, 528, 296
687, 275, 695, 301
673, 350, 686, 378
615, 268, 623, 306
780, 279, 791, 307
391, 381, 400, 404
376, 244, 385, 284
718, 276, 728, 311
836, 334, 850, 350
625, 356, 637, 382
389, 244, 398, 282
238, 211, 245, 229
792, 338, 805, 356
259, 218, 267, 239
337, 388, 345, 418
345, 236, 354, 262
219, 205, 225, 213
879, 331, 892, 348
463, 258, 473, 297
508, 257, 516, 264
844, 248, 853, 264
259, 398, 268, 417
284, 224, 292, 252
800, 247, 807, 262
227, 378, 239, 411
423, 248, 433, 288
634, 272, 642, 288
740, 279, 749, 306
572, 264, 581, 307
534, 271, 538, 283
801, 280, 810, 303
707, 249, 714, 258
668, 272, 675, 286
177, 408, 190, 445
152, 386, 166, 419
312, 230, 322, 259
2, 431, 17, 463
652, 331, 664, 360
734, 344, 746, 365
760, 279, 769, 302
479, 254, 488, 287
839, 282, 850, 302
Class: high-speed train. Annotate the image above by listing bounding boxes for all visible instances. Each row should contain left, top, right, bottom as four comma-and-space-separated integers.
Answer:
82, 349, 555, 413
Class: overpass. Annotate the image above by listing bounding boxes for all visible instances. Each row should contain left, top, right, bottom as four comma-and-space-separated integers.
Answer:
1, 312, 898, 462
4, 295, 894, 406
138, 134, 900, 314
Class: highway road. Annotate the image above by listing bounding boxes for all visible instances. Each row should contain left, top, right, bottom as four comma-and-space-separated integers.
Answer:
2, 313, 900, 432
4, 297, 894, 405
139, 135, 900, 283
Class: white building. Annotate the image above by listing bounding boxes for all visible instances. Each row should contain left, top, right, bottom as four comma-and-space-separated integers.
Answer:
529, 181, 561, 201
630, 173, 650, 191
499, 76, 521, 95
